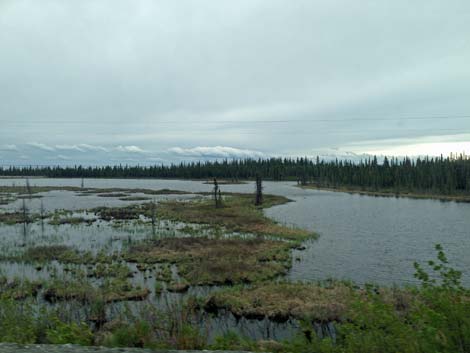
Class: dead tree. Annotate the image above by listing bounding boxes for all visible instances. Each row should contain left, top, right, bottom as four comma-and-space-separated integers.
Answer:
21, 198, 28, 223
213, 178, 222, 208
25, 178, 32, 197
150, 199, 157, 237
218, 189, 223, 207
40, 199, 45, 232
21, 199, 28, 238
255, 175, 263, 206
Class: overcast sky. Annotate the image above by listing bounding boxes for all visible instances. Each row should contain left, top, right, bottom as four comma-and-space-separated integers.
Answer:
1, 0, 469, 165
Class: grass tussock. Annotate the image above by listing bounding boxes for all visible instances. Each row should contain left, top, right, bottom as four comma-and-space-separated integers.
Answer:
0, 212, 29, 225
97, 193, 130, 198
92, 205, 143, 221
0, 185, 83, 195
43, 277, 150, 304
84, 188, 189, 196
0, 277, 42, 300
125, 237, 292, 285
203, 180, 247, 185
205, 282, 356, 322
204, 281, 470, 353
19, 245, 113, 264
157, 193, 315, 241
23, 245, 73, 262
119, 196, 152, 201
0, 185, 189, 196
91, 193, 315, 241
0, 211, 42, 225
48, 216, 95, 226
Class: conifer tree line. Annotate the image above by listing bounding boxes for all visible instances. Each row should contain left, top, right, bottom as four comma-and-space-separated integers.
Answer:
2, 155, 470, 195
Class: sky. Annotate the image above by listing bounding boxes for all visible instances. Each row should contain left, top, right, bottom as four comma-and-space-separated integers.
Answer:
1, 0, 469, 166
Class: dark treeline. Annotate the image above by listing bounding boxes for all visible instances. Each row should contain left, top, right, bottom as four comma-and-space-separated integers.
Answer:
2, 155, 470, 195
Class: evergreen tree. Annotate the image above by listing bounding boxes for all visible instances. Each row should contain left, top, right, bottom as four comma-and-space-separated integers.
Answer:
2, 154, 470, 196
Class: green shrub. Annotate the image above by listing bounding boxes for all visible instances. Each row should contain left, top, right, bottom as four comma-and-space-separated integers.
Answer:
102, 321, 153, 348
45, 318, 93, 345
0, 299, 37, 343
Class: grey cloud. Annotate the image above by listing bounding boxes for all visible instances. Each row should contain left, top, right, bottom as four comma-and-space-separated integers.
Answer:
55, 144, 110, 153
0, 144, 18, 151
55, 145, 87, 152
79, 144, 109, 152
115, 145, 147, 154
27, 142, 55, 152
169, 146, 266, 159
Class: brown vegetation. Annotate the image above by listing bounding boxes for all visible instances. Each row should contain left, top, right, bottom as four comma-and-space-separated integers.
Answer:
125, 237, 292, 285
204, 282, 357, 322
157, 193, 315, 241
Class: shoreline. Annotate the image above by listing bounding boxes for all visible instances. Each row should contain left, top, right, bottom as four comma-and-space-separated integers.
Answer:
2, 175, 469, 203
0, 176, 255, 183
299, 184, 470, 203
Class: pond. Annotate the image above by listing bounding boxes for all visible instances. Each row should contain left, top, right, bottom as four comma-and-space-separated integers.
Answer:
1, 177, 469, 287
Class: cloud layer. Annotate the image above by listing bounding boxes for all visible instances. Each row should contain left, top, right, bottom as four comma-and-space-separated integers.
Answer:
169, 146, 265, 159
1, 0, 469, 164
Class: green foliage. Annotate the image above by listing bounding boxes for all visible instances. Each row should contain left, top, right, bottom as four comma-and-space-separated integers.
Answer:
0, 299, 92, 346
45, 318, 93, 345
336, 296, 420, 353
280, 334, 336, 353
323, 244, 470, 353
0, 299, 37, 343
411, 288, 470, 352
0, 243, 469, 352
210, 331, 257, 351
102, 321, 153, 348
174, 324, 207, 350
414, 243, 463, 290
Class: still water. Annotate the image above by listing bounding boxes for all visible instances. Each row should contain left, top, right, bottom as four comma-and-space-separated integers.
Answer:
1, 178, 469, 286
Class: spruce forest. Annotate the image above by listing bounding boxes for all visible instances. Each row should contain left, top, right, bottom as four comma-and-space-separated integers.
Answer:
2, 155, 470, 195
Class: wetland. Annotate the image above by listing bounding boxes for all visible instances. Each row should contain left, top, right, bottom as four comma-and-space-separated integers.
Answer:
0, 178, 469, 352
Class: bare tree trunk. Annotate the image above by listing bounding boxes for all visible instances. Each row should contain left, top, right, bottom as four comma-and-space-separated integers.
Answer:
21, 198, 28, 238
151, 199, 157, 237
22, 198, 28, 223
218, 189, 223, 207
40, 199, 45, 234
25, 177, 32, 198
213, 178, 222, 208
255, 175, 263, 206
